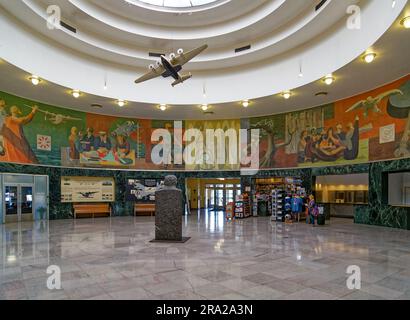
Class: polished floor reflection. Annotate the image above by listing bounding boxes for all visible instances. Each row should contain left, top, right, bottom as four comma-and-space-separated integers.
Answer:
1, 211, 410, 300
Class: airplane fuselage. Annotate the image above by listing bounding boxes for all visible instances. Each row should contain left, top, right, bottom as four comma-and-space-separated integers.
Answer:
161, 56, 180, 80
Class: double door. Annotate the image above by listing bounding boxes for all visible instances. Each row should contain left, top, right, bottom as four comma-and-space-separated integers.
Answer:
207, 185, 241, 210
4, 184, 34, 223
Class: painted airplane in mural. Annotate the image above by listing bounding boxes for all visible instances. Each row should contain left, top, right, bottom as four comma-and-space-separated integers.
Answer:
78, 191, 99, 198
25, 105, 82, 125
134, 45, 208, 87
345, 89, 403, 118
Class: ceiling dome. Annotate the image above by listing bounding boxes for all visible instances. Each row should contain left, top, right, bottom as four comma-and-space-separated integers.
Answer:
0, 0, 409, 119
133, 0, 229, 11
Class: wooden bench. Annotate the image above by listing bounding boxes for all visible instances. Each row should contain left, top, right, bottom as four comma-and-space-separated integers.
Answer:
134, 203, 155, 216
73, 203, 111, 219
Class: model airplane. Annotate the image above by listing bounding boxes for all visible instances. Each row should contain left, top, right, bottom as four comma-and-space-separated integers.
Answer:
135, 45, 208, 87
345, 89, 403, 118
25, 104, 82, 124
78, 191, 98, 198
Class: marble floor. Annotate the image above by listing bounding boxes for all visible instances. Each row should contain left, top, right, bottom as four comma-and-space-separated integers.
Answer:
1, 211, 410, 300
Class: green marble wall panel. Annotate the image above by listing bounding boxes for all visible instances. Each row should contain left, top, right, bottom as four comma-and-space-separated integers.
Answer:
1, 160, 410, 229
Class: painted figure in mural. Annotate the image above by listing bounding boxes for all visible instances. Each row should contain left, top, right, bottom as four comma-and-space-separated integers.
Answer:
298, 116, 360, 163
0, 105, 38, 163
0, 99, 7, 156
68, 127, 80, 160
114, 134, 131, 161
80, 127, 95, 152
343, 116, 360, 160
94, 131, 112, 157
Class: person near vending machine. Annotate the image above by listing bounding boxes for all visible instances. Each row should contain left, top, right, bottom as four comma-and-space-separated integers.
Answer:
308, 194, 318, 226
291, 194, 303, 222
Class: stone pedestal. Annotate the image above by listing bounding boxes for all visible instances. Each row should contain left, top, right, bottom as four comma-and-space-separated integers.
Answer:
151, 175, 189, 243
155, 189, 183, 241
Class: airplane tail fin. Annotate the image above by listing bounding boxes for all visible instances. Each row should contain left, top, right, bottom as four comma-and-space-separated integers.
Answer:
172, 73, 192, 87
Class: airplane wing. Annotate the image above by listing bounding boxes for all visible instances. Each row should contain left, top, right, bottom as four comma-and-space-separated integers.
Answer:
63, 115, 82, 121
345, 100, 365, 113
134, 65, 165, 84
170, 44, 208, 66
375, 89, 403, 102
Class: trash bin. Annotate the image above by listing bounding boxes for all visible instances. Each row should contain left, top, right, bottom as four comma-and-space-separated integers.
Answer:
317, 205, 325, 225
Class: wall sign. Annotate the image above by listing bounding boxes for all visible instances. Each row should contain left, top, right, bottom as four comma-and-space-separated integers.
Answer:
126, 179, 163, 202
61, 176, 115, 203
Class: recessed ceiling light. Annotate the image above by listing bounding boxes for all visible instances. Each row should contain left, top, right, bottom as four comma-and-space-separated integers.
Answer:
72, 89, 81, 98
400, 16, 410, 29
363, 52, 376, 63
29, 75, 41, 86
281, 91, 292, 99
117, 99, 126, 107
242, 100, 249, 108
201, 104, 209, 111
159, 104, 167, 111
323, 74, 335, 85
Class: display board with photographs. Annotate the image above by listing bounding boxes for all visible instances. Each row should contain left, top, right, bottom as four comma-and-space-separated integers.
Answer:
126, 179, 163, 202
61, 176, 115, 203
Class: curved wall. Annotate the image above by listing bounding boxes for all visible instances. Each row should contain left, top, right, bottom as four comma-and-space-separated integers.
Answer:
0, 74, 410, 171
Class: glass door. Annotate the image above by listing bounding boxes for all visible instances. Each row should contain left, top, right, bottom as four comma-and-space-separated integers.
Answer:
215, 188, 225, 210
4, 185, 34, 223
225, 189, 234, 205
20, 186, 33, 221
5, 186, 18, 223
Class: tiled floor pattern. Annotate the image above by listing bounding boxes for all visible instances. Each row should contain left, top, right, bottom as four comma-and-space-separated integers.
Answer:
1, 212, 410, 300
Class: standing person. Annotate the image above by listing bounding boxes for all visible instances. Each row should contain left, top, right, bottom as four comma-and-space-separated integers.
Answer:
0, 105, 38, 163
308, 194, 318, 226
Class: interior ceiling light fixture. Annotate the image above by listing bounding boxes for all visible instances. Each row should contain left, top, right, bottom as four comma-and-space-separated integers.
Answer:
363, 52, 377, 63
242, 100, 249, 108
72, 89, 81, 98
323, 74, 335, 85
29, 75, 40, 86
400, 16, 410, 28
117, 99, 126, 107
201, 104, 209, 111
159, 104, 167, 111
281, 91, 292, 99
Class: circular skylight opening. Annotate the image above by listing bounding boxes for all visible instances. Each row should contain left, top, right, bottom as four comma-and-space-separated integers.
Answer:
129, 0, 229, 11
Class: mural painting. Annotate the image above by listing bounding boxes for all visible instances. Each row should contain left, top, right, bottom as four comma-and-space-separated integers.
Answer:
0, 75, 409, 171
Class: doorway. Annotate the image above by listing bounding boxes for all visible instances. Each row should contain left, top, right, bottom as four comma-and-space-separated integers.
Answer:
1, 174, 49, 224
205, 181, 241, 210
4, 185, 34, 223
186, 178, 241, 211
